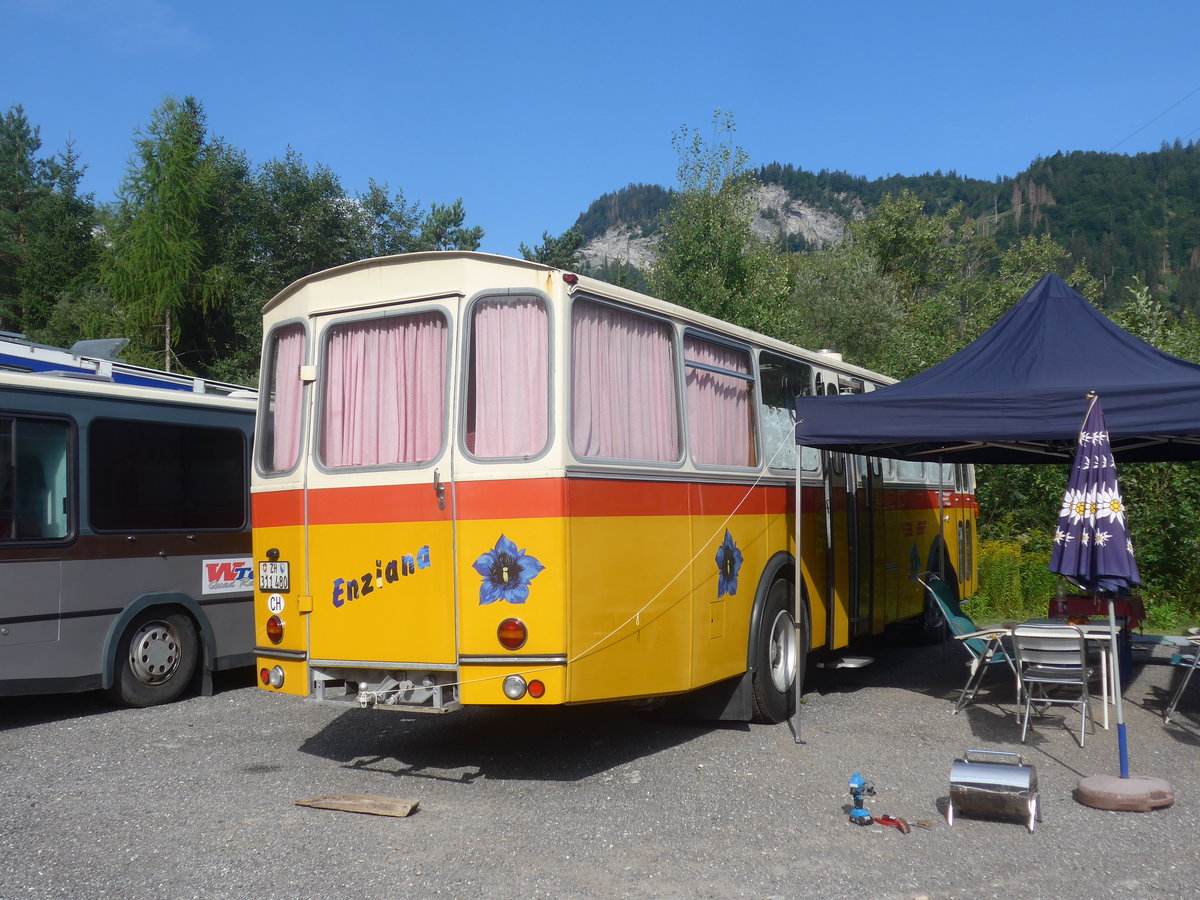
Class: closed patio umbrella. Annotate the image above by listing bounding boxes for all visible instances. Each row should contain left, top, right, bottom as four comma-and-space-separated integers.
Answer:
1049, 394, 1139, 773
1050, 394, 1172, 810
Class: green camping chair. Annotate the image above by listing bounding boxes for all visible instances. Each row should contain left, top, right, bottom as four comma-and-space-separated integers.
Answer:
917, 573, 1017, 715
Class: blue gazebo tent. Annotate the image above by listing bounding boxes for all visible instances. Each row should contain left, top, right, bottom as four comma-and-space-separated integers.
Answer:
792, 273, 1200, 464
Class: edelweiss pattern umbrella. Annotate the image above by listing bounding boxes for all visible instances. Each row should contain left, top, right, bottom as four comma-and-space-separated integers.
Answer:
1049, 394, 1140, 777
1049, 396, 1140, 591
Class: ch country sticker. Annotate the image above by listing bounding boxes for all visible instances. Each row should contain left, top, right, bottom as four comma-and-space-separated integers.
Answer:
203, 558, 254, 595
332, 546, 431, 608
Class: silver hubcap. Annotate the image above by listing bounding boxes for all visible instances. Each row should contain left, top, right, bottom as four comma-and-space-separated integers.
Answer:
128, 621, 182, 685
767, 609, 797, 693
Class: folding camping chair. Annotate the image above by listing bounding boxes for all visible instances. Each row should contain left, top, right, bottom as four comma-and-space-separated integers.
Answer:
917, 573, 1017, 715
1163, 632, 1200, 724
1012, 623, 1095, 747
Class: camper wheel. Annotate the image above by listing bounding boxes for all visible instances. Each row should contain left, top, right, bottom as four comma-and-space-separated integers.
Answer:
107, 609, 198, 707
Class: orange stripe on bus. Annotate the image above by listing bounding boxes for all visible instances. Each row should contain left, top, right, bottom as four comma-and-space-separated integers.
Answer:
309, 484, 453, 525
252, 490, 304, 529
254, 477, 798, 527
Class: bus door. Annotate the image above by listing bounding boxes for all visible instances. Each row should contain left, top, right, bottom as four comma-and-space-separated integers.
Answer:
302, 305, 459, 678
823, 450, 851, 649
950, 464, 975, 596
0, 415, 69, 647
448, 291, 559, 705
844, 455, 878, 639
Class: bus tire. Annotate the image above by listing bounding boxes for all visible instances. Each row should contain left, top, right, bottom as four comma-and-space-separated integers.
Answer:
751, 579, 804, 724
920, 591, 946, 644
106, 609, 198, 707
920, 565, 959, 644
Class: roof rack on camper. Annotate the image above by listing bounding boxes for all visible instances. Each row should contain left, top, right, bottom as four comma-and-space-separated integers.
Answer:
0, 331, 255, 397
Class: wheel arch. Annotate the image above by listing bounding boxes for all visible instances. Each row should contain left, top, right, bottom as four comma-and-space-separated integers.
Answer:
746, 551, 809, 671
100, 591, 215, 691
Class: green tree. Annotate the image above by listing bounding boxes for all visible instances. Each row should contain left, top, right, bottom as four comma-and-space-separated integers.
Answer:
413, 199, 483, 251
359, 179, 421, 258
19, 140, 100, 336
848, 190, 960, 306
785, 241, 903, 372
0, 105, 99, 336
648, 110, 791, 335
102, 96, 225, 371
519, 227, 584, 269
0, 104, 43, 326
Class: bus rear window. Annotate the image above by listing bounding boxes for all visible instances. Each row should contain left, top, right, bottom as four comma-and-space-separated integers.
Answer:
464, 295, 549, 458
320, 311, 448, 467
260, 322, 307, 474
89, 419, 246, 531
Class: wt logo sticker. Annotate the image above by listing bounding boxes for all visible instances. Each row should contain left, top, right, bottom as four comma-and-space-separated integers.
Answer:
204, 558, 254, 595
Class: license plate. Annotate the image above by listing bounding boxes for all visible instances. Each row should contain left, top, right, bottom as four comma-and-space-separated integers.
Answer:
259, 561, 289, 592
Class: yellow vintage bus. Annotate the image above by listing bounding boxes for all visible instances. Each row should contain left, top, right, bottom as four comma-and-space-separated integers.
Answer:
251, 252, 976, 722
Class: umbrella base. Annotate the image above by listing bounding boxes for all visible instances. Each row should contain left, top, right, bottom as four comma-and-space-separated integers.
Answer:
1076, 774, 1174, 812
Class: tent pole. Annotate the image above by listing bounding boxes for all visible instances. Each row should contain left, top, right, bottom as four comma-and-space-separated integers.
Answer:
788, 438, 804, 743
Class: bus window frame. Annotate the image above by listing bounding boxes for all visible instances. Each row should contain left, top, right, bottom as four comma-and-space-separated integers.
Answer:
312, 303, 455, 475
459, 288, 555, 466
255, 317, 310, 480
87, 415, 250, 534
567, 292, 686, 470
0, 412, 76, 546
758, 350, 815, 475
681, 327, 760, 473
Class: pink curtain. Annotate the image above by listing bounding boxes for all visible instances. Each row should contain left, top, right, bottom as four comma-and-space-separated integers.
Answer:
572, 300, 679, 461
685, 336, 755, 466
471, 296, 549, 457
268, 324, 306, 472
321, 312, 447, 467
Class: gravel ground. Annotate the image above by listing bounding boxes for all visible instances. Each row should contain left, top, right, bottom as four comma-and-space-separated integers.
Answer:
2, 635, 1199, 900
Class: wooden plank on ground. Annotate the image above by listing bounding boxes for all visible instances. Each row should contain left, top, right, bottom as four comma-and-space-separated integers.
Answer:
294, 794, 419, 818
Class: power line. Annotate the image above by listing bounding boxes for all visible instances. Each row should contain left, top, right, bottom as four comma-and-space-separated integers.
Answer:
1109, 84, 1200, 152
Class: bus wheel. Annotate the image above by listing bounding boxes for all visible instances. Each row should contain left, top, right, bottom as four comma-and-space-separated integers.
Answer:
751, 579, 804, 724
920, 592, 946, 643
107, 610, 198, 707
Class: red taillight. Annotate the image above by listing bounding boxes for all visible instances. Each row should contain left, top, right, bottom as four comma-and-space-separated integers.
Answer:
528, 679, 546, 699
497, 617, 527, 650
259, 667, 271, 685
266, 615, 284, 644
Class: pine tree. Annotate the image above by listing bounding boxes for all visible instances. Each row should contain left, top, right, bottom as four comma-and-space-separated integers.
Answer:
102, 96, 223, 371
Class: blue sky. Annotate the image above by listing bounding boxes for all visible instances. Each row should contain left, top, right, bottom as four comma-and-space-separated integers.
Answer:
4, 0, 1200, 258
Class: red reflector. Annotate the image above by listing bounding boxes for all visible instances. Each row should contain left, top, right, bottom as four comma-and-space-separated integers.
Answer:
259, 668, 271, 685
562, 272, 579, 285
266, 615, 284, 644
528, 679, 546, 699
497, 617, 527, 650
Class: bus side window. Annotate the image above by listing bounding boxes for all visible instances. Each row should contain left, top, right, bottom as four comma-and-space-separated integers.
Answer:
571, 299, 681, 462
89, 420, 246, 531
465, 295, 549, 458
0, 417, 70, 541
684, 335, 756, 468
759, 352, 813, 472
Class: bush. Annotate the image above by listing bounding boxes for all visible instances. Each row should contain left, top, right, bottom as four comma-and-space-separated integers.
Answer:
970, 537, 1062, 623
972, 538, 1200, 633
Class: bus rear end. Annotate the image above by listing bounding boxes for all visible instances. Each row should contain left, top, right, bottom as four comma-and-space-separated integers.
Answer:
251, 255, 570, 711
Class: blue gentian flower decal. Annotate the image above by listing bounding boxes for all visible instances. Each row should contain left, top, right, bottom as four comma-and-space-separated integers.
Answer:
473, 534, 545, 605
715, 529, 743, 598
